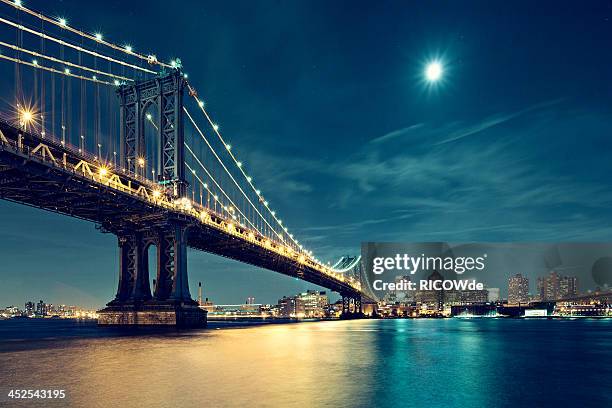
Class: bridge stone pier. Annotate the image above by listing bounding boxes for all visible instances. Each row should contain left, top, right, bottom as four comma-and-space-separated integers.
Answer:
340, 294, 364, 319
98, 221, 206, 328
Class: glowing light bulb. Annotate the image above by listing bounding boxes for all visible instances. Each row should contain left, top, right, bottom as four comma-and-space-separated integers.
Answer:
146, 113, 152, 120
198, 100, 204, 107
213, 124, 219, 131
137, 157, 145, 167
125, 45, 133, 53
99, 167, 108, 177
59, 18, 67, 27
95, 33, 103, 41
32, 59, 38, 65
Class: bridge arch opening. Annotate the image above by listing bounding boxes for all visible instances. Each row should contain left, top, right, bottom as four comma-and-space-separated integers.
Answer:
145, 241, 159, 297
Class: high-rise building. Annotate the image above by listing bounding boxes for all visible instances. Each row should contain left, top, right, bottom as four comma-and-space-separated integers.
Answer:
24, 301, 35, 316
487, 288, 501, 302
508, 274, 529, 305
415, 270, 445, 309
36, 300, 46, 316
559, 276, 578, 298
537, 271, 578, 300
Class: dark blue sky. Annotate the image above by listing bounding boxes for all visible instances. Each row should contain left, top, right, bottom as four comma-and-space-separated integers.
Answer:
1, 0, 612, 307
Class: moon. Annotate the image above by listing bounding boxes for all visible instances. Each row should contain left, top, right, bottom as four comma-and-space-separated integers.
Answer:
425, 61, 443, 82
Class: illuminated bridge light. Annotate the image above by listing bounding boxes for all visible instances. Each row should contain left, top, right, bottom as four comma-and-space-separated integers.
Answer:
59, 17, 67, 27
95, 33, 103, 41
19, 108, 33, 127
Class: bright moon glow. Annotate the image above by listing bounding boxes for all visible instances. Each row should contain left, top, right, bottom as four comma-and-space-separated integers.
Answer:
425, 61, 443, 82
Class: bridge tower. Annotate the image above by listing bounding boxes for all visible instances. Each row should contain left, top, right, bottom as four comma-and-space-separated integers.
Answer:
97, 69, 205, 327
117, 69, 188, 197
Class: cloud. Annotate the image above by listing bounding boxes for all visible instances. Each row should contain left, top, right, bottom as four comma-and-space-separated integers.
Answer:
369, 123, 424, 144
433, 98, 566, 145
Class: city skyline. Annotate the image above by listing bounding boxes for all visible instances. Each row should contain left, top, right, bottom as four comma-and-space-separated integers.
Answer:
1, 0, 612, 308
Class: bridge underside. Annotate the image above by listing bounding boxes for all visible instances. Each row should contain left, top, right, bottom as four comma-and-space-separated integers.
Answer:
0, 121, 364, 326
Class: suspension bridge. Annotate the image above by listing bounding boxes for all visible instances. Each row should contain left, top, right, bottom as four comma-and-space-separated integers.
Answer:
0, 0, 370, 326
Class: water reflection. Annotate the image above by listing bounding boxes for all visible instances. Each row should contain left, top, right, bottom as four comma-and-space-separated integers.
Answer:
0, 319, 611, 407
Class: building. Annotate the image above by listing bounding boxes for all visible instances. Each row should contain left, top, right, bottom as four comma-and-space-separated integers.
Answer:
537, 271, 578, 300
459, 290, 489, 304
508, 274, 529, 305
559, 275, 578, 299
24, 301, 35, 316
278, 296, 305, 317
36, 300, 46, 316
299, 291, 328, 317
415, 270, 445, 310
487, 288, 501, 302
277, 291, 329, 318
393, 275, 413, 303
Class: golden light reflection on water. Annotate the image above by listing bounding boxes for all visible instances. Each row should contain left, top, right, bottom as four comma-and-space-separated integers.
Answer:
1, 321, 379, 407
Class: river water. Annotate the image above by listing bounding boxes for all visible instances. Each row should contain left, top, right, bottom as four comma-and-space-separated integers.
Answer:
0, 318, 610, 407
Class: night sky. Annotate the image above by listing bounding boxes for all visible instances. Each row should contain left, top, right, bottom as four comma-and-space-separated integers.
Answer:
1, 0, 612, 308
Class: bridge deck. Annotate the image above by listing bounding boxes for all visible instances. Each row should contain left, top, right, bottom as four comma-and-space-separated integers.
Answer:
0, 119, 365, 298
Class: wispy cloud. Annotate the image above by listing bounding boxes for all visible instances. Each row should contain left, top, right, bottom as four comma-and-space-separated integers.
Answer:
434, 98, 565, 145
234, 100, 612, 256
369, 123, 424, 144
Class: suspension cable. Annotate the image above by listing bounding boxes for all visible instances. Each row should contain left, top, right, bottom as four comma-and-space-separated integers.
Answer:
185, 144, 259, 233
0, 53, 114, 85
184, 107, 289, 246
0, 16, 156, 75
2, 0, 171, 68
0, 40, 134, 82
186, 88, 301, 251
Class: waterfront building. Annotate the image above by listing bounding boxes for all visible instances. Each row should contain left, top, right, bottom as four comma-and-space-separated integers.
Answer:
415, 270, 445, 310
36, 300, 46, 316
537, 271, 578, 300
24, 301, 35, 316
508, 274, 530, 305
487, 288, 501, 302
278, 296, 305, 318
